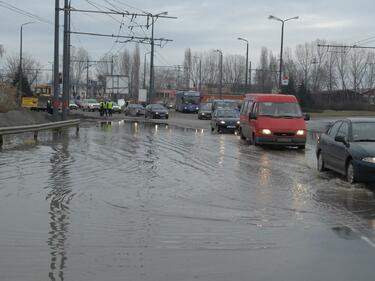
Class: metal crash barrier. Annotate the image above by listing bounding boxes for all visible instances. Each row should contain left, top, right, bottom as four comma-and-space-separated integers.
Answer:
0, 119, 80, 146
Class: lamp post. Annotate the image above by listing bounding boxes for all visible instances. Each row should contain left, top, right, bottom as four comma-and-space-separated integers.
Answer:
268, 15, 299, 91
215, 49, 223, 100
19, 21, 34, 98
238, 37, 249, 90
143, 51, 150, 89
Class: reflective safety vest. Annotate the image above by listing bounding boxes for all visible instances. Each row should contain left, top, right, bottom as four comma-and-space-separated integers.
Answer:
100, 101, 105, 109
107, 101, 113, 109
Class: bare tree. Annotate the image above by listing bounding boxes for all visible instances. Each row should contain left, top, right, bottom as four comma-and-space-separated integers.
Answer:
70, 46, 89, 97
223, 54, 245, 90
130, 45, 140, 98
5, 54, 41, 86
183, 48, 192, 89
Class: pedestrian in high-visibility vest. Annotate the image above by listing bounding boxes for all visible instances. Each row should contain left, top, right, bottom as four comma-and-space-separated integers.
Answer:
99, 100, 105, 117
107, 100, 113, 117
104, 100, 108, 117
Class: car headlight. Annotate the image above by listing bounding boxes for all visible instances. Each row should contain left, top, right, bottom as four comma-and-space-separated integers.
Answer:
196, 107, 199, 110
155, 112, 159, 114
261, 129, 272, 135
237, 121, 240, 124
184, 107, 187, 110
220, 120, 226, 124
202, 113, 205, 115
296, 130, 305, 136
362, 157, 375, 164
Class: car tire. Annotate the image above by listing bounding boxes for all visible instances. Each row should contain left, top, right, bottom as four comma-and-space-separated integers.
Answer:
240, 129, 246, 140
317, 152, 327, 172
346, 160, 356, 184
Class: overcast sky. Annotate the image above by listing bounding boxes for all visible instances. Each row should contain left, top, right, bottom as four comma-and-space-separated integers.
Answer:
0, 0, 374, 72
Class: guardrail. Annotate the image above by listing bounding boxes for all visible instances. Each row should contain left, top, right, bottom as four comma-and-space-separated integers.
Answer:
0, 119, 80, 146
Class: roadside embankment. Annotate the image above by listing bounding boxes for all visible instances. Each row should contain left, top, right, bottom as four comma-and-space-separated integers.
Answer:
0, 109, 54, 127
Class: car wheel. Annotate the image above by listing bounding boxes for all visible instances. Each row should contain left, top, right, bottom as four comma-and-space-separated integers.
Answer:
211, 126, 215, 132
240, 128, 246, 140
346, 160, 355, 184
317, 152, 326, 172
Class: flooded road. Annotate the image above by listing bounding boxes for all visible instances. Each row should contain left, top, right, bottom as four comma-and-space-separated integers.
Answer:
1, 121, 375, 281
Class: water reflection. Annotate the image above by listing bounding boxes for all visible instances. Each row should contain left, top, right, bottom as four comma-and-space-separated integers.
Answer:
258, 152, 271, 186
46, 132, 72, 281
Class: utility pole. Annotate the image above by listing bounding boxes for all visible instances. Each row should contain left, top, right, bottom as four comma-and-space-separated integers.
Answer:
143, 52, 150, 89
53, 0, 60, 119
149, 16, 155, 104
111, 56, 114, 100
62, 0, 70, 120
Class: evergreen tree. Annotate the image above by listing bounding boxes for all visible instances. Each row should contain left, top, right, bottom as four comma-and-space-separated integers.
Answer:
297, 82, 308, 108
12, 68, 32, 96
282, 76, 296, 96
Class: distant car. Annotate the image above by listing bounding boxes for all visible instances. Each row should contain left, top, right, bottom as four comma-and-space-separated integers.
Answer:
82, 99, 100, 112
124, 104, 145, 116
69, 102, 78, 110
198, 103, 213, 120
211, 109, 240, 133
112, 102, 122, 114
145, 104, 169, 119
316, 118, 375, 183
211, 99, 240, 112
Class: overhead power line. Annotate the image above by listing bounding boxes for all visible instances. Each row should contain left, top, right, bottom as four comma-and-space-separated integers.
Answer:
0, 1, 52, 24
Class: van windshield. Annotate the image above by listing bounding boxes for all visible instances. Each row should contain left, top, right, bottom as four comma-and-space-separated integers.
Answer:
258, 102, 302, 117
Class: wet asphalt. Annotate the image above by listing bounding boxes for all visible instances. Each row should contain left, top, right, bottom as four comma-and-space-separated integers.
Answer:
1, 117, 375, 281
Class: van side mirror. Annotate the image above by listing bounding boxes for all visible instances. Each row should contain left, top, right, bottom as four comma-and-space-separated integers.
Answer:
249, 113, 257, 120
303, 113, 310, 121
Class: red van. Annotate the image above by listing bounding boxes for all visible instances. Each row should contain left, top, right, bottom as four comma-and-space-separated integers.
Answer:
239, 94, 309, 149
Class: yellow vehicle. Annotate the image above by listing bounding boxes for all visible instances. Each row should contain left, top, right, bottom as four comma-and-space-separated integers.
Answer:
21, 84, 53, 111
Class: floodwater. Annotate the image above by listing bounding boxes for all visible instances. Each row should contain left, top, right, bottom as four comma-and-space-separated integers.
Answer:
1, 121, 375, 281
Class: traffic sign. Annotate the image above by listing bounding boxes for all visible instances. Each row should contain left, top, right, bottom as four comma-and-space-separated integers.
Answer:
281, 75, 289, 86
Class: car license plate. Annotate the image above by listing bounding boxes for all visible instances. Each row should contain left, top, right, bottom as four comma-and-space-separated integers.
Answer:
227, 126, 236, 129
277, 138, 292, 142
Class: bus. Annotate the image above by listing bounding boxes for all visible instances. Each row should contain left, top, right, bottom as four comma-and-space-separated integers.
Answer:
175, 91, 201, 113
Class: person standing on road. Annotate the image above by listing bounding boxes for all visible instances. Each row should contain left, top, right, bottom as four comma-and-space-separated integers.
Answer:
100, 100, 105, 117
107, 99, 113, 117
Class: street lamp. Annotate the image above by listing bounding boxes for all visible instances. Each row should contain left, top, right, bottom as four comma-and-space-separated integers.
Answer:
19, 21, 35, 97
238, 37, 249, 90
268, 15, 299, 91
215, 49, 223, 100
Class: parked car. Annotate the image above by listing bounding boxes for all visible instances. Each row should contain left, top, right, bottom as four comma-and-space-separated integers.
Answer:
145, 104, 169, 119
81, 99, 100, 112
198, 103, 213, 120
239, 94, 309, 149
210, 109, 240, 133
124, 104, 145, 116
69, 102, 78, 110
316, 118, 375, 183
112, 102, 122, 114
